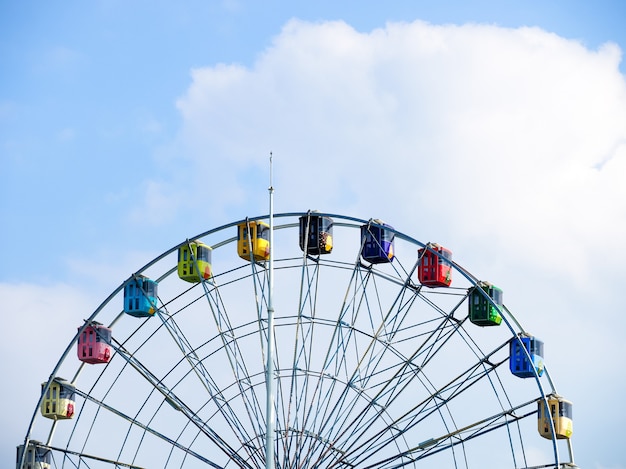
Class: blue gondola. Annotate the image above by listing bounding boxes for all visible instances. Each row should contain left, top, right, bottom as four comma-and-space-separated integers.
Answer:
361, 220, 395, 264
16, 441, 51, 469
124, 275, 158, 318
468, 281, 503, 326
299, 212, 333, 255
510, 334, 545, 378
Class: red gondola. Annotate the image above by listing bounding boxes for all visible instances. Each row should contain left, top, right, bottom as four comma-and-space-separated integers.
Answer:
418, 244, 452, 287
77, 322, 112, 364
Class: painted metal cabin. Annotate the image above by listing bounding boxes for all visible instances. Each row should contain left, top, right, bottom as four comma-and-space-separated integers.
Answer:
418, 244, 452, 287
178, 240, 212, 283
510, 334, 544, 378
468, 281, 503, 326
77, 322, 112, 364
299, 212, 333, 255
40, 378, 75, 420
237, 220, 270, 262
124, 275, 158, 318
16, 441, 51, 469
538, 394, 573, 440
360, 220, 395, 264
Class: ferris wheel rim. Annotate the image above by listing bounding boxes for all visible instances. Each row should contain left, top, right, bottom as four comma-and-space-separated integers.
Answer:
19, 211, 572, 469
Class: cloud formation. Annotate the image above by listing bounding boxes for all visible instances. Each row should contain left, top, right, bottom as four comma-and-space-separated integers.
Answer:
172, 19, 626, 465
175, 19, 626, 282
2, 283, 91, 446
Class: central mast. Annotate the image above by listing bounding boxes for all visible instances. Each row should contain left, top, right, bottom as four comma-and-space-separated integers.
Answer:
265, 153, 276, 469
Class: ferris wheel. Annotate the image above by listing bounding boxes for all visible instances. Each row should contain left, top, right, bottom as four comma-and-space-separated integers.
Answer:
18, 211, 577, 469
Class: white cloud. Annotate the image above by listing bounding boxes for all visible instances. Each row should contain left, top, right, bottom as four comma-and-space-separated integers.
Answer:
174, 19, 626, 279
1, 282, 92, 462
170, 19, 626, 467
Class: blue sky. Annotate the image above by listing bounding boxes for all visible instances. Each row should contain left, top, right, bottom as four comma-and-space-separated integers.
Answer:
3, 0, 626, 283
2, 1, 626, 468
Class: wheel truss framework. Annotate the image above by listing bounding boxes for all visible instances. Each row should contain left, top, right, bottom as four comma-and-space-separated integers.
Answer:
19, 212, 576, 469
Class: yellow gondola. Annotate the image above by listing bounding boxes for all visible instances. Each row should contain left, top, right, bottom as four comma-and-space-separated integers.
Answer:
40, 378, 75, 420
538, 394, 573, 439
237, 220, 270, 262
178, 240, 212, 282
